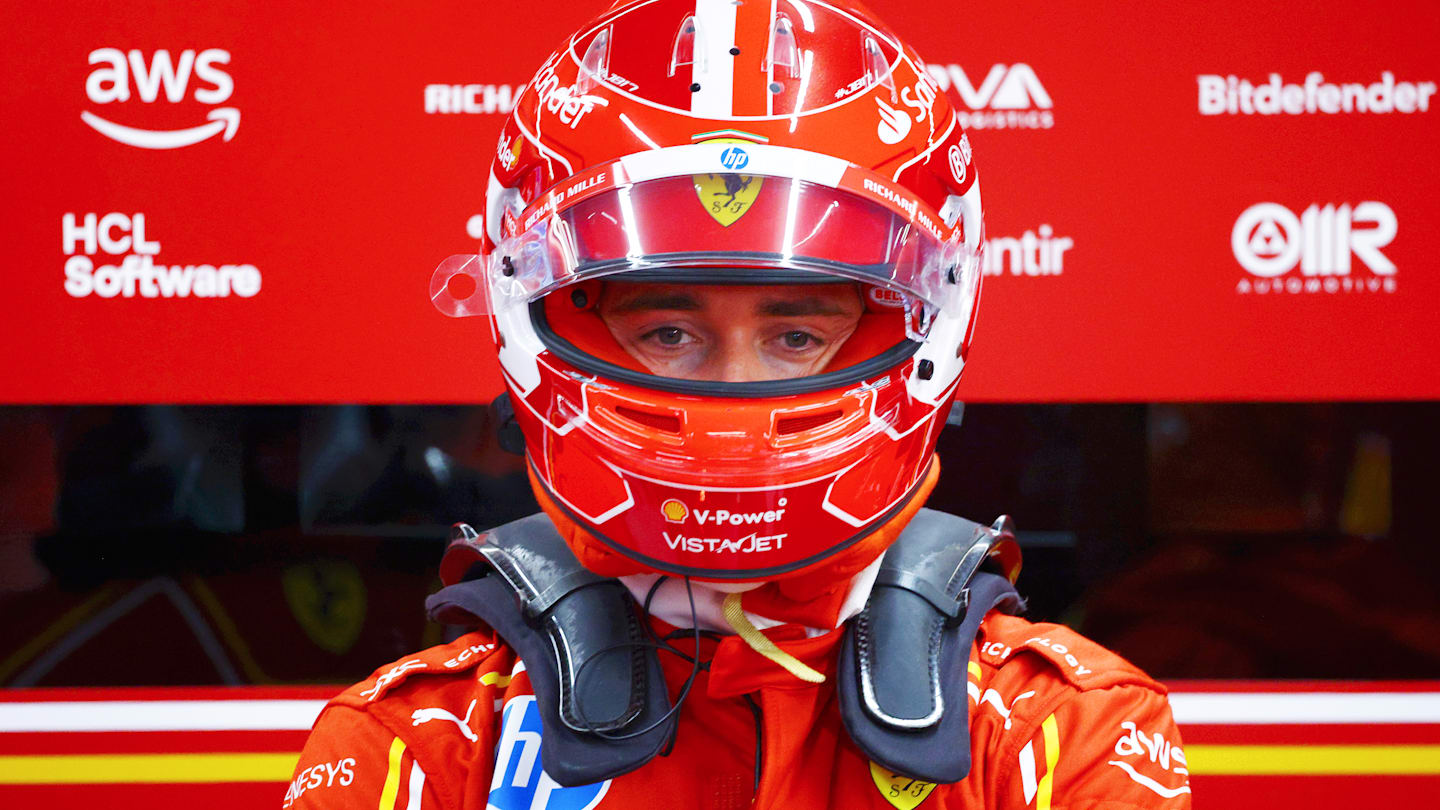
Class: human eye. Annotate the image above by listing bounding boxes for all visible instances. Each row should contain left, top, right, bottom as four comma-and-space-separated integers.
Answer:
778, 330, 823, 351
641, 326, 696, 348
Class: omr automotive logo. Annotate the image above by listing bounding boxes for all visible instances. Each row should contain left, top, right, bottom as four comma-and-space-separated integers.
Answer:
1231, 202, 1397, 295
925, 63, 1054, 130
83, 48, 238, 149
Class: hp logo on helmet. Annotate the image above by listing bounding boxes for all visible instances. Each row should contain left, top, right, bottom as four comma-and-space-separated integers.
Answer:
719, 147, 749, 170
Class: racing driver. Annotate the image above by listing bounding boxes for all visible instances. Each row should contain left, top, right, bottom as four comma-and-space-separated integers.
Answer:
289, 2, 1192, 808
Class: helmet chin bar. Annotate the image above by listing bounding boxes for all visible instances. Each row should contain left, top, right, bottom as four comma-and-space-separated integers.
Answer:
533, 456, 932, 581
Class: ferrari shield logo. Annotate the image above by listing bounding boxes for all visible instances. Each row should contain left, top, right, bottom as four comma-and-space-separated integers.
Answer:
282, 560, 367, 655
694, 172, 762, 226
869, 762, 937, 810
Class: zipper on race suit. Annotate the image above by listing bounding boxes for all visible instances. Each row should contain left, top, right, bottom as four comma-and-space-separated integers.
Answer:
742, 693, 763, 800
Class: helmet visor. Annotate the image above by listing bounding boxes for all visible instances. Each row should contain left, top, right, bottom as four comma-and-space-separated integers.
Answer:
477, 168, 977, 335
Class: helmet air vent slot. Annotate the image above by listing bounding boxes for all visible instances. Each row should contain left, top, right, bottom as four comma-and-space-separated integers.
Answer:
615, 405, 683, 434
776, 409, 843, 435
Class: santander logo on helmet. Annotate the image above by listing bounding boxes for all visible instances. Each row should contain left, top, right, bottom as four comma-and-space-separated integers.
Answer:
433, 0, 986, 580
875, 96, 913, 144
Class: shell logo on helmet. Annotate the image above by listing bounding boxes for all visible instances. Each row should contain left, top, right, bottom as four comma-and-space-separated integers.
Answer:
431, 0, 988, 581
660, 499, 689, 523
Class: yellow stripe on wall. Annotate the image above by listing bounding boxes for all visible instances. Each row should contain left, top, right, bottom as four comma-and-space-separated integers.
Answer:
0, 753, 299, 784
1185, 744, 1440, 775
2, 743, 1437, 785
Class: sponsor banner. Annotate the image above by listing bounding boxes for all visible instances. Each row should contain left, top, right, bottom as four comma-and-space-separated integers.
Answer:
0, 1, 1437, 402
926, 63, 1055, 130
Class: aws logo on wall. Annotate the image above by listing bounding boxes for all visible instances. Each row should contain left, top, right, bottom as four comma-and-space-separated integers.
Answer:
83, 48, 238, 149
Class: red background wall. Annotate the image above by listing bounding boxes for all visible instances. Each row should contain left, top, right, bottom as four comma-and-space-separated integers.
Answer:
3, 0, 1436, 403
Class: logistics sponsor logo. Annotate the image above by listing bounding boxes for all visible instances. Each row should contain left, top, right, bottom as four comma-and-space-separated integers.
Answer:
1198, 72, 1436, 116
1232, 202, 1397, 295
425, 83, 523, 114
283, 757, 356, 808
62, 213, 261, 299
925, 63, 1054, 130
983, 226, 1073, 277
84, 48, 238, 149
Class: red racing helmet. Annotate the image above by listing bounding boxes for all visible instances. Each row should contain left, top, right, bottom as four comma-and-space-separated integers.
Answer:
433, 0, 985, 582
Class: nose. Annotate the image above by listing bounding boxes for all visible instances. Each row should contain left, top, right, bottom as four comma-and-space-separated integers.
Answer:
712, 336, 772, 383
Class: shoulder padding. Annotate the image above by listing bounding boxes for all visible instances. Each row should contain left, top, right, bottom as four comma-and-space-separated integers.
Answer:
839, 508, 1025, 785
978, 614, 1165, 694
424, 514, 675, 787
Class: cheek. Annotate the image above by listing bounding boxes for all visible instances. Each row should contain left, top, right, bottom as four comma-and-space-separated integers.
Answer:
759, 347, 832, 378
628, 342, 708, 378
807, 343, 848, 374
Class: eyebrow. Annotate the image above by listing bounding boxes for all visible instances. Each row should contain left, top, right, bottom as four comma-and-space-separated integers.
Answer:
608, 292, 702, 313
758, 297, 847, 317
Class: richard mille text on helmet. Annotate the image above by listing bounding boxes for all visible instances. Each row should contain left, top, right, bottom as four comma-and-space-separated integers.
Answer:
293, 3, 1191, 808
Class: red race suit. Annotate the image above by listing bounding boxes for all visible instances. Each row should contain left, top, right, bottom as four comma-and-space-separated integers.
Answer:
287, 612, 1191, 809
